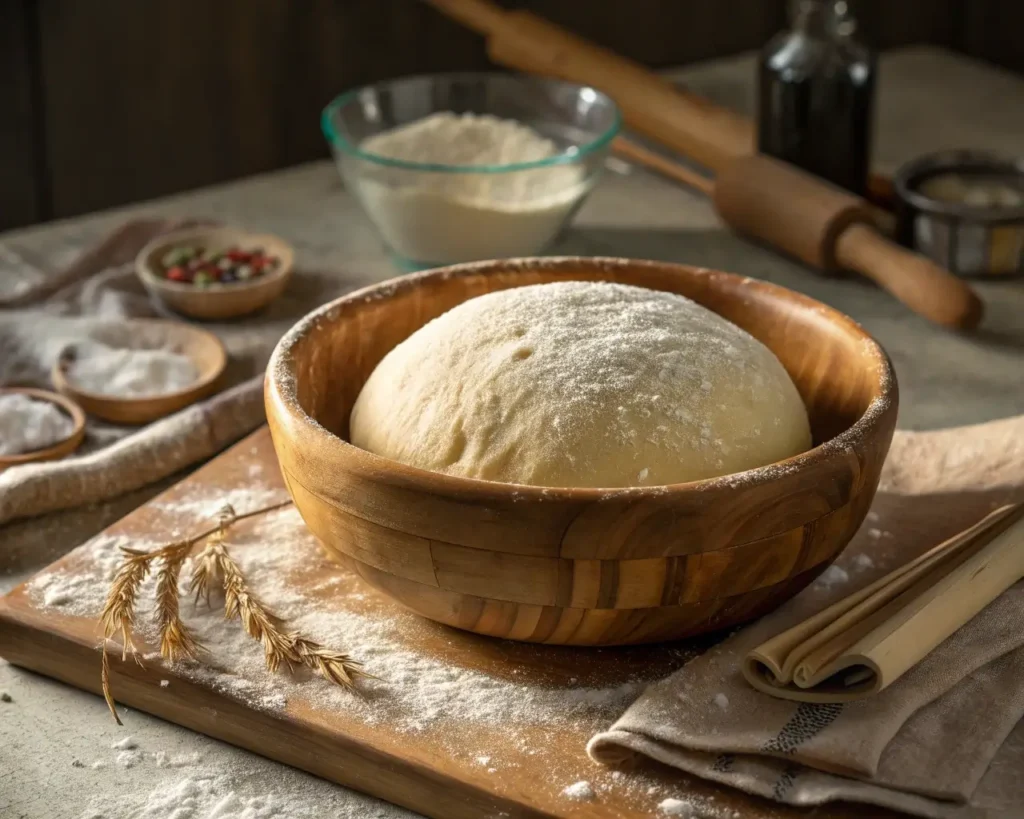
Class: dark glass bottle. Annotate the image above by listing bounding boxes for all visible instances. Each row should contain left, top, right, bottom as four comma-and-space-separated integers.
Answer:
758, 0, 876, 196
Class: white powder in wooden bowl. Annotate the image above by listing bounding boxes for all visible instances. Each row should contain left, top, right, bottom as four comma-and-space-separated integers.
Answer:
66, 342, 199, 398
0, 393, 74, 455
351, 112, 590, 263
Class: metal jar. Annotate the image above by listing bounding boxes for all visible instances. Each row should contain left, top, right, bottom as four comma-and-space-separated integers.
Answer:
894, 150, 1024, 278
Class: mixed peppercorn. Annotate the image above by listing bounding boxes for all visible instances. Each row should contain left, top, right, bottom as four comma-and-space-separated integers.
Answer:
159, 244, 280, 286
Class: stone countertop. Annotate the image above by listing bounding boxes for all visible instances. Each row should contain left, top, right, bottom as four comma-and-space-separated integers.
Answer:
2, 46, 1023, 819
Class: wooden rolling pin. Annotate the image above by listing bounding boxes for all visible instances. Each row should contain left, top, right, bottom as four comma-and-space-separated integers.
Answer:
427, 0, 749, 173
613, 139, 983, 330
426, 0, 982, 329
425, 0, 892, 207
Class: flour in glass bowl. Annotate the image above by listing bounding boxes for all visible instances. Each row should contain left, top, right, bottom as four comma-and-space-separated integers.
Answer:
349, 112, 591, 264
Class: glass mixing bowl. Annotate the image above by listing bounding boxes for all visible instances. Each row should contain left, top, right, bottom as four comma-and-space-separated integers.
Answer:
322, 73, 621, 270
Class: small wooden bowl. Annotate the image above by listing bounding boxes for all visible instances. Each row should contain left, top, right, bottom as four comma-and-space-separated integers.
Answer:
0, 387, 86, 469
266, 258, 898, 646
136, 226, 294, 320
51, 319, 228, 425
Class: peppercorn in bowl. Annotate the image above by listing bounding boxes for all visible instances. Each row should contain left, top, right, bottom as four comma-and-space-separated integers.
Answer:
136, 226, 294, 320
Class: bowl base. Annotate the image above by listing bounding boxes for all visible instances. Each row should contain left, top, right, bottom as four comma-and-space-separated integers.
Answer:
331, 548, 829, 646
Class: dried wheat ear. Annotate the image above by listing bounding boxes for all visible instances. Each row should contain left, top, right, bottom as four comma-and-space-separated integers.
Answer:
100, 501, 368, 725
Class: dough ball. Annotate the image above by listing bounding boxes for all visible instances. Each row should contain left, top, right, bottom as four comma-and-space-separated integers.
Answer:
350, 281, 811, 488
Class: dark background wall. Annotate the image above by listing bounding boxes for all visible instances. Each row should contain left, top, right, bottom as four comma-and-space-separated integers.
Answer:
2, 0, 1021, 231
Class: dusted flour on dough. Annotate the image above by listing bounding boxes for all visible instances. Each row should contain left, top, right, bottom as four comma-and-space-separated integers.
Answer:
350, 281, 811, 488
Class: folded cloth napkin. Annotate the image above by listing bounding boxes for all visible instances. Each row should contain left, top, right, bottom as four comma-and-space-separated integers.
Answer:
589, 414, 1024, 819
0, 219, 344, 526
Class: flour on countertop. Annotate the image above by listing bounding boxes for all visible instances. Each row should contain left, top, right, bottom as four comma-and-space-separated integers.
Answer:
111, 736, 138, 750
562, 781, 596, 801
853, 553, 875, 571
659, 796, 695, 816
0, 392, 74, 456
814, 564, 850, 590
116, 749, 143, 769
30, 475, 688, 813
26, 503, 650, 735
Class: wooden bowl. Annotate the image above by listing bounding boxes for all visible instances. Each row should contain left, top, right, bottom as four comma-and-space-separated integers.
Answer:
51, 319, 228, 425
0, 387, 86, 469
266, 258, 898, 646
136, 226, 294, 320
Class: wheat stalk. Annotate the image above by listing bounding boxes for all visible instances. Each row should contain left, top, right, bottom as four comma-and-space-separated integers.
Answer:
155, 542, 203, 663
99, 497, 366, 723
293, 637, 369, 689
101, 549, 153, 662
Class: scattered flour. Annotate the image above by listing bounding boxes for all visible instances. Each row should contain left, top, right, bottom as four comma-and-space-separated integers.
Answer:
111, 735, 138, 750
160, 679, 170, 688
151, 484, 287, 528
713, 693, 729, 711
0, 392, 74, 455
77, 747, 435, 818
153, 751, 204, 769
814, 564, 850, 590
65, 341, 199, 398
27, 503, 648, 736
561, 780, 596, 801
659, 797, 695, 816
853, 553, 875, 571
352, 112, 590, 263
30, 471, 688, 814
116, 749, 143, 769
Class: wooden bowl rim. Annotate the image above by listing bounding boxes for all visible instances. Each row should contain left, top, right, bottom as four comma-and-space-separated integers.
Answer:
267, 256, 897, 501
0, 386, 87, 467
50, 318, 228, 408
135, 226, 295, 297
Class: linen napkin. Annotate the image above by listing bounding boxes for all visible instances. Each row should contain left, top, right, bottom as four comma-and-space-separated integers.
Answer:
589, 414, 1024, 818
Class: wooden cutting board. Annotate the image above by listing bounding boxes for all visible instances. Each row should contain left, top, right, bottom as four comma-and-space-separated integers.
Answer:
0, 428, 892, 819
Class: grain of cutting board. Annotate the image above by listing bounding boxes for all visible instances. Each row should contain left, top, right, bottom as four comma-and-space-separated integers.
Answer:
0, 429, 898, 819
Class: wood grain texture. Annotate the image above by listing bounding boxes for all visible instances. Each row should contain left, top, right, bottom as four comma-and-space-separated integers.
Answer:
50, 318, 227, 425
0, 428, 908, 818
266, 257, 898, 645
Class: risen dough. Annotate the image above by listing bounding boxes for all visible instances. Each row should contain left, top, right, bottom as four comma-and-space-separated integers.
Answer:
350, 281, 811, 488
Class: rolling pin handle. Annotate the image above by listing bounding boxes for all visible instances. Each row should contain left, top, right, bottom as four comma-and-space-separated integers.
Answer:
834, 224, 985, 331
